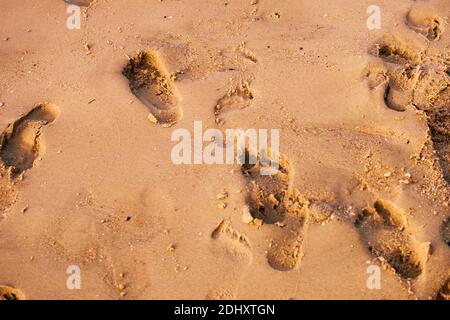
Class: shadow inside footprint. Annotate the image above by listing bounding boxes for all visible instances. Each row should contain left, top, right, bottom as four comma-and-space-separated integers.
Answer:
355, 200, 430, 279
407, 8, 445, 41
0, 286, 25, 300
240, 149, 310, 271
0, 103, 60, 177
374, 34, 422, 65
241, 150, 291, 224
211, 219, 251, 262
123, 51, 182, 127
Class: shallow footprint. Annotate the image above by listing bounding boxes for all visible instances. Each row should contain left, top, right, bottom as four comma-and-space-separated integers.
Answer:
374, 34, 423, 65
214, 80, 255, 123
123, 51, 182, 127
355, 200, 430, 279
363, 62, 388, 90
0, 286, 25, 300
0, 103, 60, 177
211, 219, 252, 263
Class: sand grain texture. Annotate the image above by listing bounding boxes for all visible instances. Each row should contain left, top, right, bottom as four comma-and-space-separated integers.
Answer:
0, 0, 449, 300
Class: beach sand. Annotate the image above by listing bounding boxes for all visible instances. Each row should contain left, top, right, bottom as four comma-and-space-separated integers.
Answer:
0, 0, 449, 300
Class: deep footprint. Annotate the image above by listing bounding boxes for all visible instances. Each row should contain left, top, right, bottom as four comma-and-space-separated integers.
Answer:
355, 200, 430, 279
241, 150, 309, 271
370, 16, 450, 183
406, 7, 445, 41
0, 286, 25, 300
123, 50, 182, 127
0, 103, 60, 177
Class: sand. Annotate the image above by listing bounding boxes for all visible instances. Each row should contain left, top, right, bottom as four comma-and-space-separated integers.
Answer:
0, 0, 449, 300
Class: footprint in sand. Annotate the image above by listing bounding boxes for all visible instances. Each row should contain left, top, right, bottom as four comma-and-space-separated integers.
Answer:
355, 200, 430, 279
211, 219, 252, 262
214, 80, 255, 124
366, 9, 450, 183
209, 219, 251, 298
406, 7, 445, 41
241, 149, 292, 224
240, 149, 310, 271
0, 103, 60, 177
123, 50, 182, 127
0, 285, 25, 300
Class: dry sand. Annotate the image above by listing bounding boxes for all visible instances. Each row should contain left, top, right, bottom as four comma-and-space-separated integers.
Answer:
0, 0, 449, 300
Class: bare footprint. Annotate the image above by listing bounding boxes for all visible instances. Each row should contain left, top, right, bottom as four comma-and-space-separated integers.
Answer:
214, 80, 255, 123
241, 150, 292, 224
0, 103, 60, 177
241, 150, 309, 271
266, 194, 309, 271
363, 62, 388, 91
0, 286, 25, 300
384, 64, 421, 112
374, 34, 423, 65
211, 219, 251, 261
123, 51, 182, 127
407, 7, 445, 41
355, 200, 430, 279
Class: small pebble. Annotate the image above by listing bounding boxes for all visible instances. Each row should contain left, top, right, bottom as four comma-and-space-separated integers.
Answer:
218, 202, 227, 209
216, 191, 228, 200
